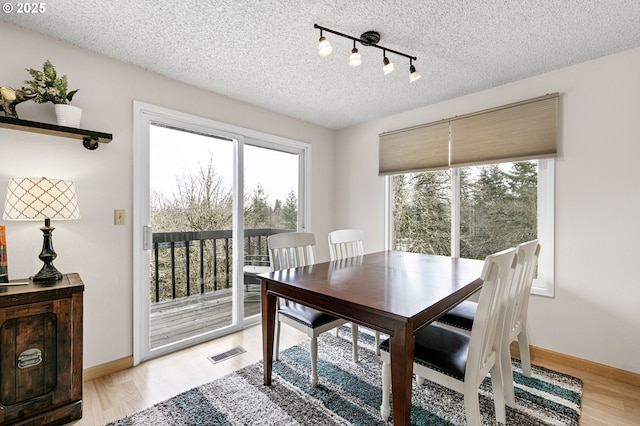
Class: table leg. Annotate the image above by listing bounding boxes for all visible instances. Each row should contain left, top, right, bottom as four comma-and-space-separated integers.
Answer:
261, 279, 277, 385
390, 323, 414, 425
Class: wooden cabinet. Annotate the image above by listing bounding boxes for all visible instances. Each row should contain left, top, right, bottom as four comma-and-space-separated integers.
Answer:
0, 274, 83, 425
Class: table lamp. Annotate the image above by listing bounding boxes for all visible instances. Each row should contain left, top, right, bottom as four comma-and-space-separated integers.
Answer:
2, 177, 80, 282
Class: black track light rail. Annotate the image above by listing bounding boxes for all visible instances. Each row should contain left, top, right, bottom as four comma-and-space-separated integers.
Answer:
314, 24, 417, 61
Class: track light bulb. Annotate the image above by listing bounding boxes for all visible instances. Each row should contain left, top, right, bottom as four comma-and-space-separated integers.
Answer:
349, 47, 362, 67
409, 64, 421, 82
383, 56, 395, 75
318, 36, 333, 57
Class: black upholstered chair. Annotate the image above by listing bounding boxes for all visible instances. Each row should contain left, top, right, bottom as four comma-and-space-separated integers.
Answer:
268, 232, 355, 387
327, 229, 379, 359
439, 240, 540, 406
379, 248, 518, 425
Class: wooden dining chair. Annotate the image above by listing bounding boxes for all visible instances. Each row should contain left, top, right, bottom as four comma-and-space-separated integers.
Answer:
438, 240, 540, 406
379, 247, 518, 425
328, 229, 364, 261
327, 229, 380, 358
500, 240, 541, 405
268, 232, 354, 387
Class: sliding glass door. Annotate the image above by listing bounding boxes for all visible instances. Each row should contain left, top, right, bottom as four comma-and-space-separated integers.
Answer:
243, 143, 300, 320
133, 102, 309, 364
148, 123, 236, 350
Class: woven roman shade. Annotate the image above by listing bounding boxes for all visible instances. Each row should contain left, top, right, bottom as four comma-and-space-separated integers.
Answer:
378, 93, 558, 175
378, 120, 449, 175
450, 94, 558, 167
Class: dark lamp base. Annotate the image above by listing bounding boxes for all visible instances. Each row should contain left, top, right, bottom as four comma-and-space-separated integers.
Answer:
33, 218, 63, 282
32, 265, 63, 282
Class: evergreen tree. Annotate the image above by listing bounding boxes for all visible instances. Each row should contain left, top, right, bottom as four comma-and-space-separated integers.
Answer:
466, 164, 510, 258
392, 174, 411, 250
393, 171, 451, 255
503, 161, 537, 243
281, 190, 298, 230
244, 184, 271, 228
459, 168, 475, 258
394, 161, 538, 261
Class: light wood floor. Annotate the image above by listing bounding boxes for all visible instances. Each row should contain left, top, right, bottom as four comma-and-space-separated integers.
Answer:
73, 325, 640, 425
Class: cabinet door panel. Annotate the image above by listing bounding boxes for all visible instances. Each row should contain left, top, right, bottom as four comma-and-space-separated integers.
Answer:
0, 299, 72, 423
2, 312, 57, 405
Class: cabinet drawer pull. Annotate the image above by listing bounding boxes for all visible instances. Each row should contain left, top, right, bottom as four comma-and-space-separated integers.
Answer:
17, 348, 42, 369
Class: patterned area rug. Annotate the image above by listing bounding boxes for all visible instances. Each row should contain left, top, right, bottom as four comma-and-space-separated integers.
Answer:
106, 327, 582, 425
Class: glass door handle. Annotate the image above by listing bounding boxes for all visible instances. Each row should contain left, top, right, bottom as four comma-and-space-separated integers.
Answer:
143, 225, 153, 251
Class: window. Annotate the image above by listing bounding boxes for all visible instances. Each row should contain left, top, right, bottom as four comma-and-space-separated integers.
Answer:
390, 159, 554, 296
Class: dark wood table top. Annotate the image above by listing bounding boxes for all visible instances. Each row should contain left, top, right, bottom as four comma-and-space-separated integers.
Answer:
260, 251, 485, 333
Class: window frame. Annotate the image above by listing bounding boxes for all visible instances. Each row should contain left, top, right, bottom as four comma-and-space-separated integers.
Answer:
386, 158, 555, 297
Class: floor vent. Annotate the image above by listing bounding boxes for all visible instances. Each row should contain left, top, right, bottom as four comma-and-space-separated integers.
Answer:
208, 346, 246, 364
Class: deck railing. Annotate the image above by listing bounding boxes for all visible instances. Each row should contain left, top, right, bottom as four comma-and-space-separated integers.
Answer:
151, 228, 292, 303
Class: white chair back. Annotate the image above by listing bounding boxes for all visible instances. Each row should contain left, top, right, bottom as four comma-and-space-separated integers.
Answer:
267, 232, 316, 271
328, 229, 364, 260
501, 239, 540, 404
507, 240, 540, 339
379, 247, 518, 425
467, 247, 518, 386
267, 232, 353, 385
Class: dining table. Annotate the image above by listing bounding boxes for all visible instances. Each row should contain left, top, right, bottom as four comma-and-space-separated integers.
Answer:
259, 250, 485, 425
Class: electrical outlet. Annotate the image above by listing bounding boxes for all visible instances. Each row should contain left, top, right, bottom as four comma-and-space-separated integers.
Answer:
114, 209, 126, 225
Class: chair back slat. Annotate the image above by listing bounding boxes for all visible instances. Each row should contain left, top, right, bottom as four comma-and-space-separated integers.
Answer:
506, 240, 541, 339
328, 229, 364, 260
268, 232, 316, 271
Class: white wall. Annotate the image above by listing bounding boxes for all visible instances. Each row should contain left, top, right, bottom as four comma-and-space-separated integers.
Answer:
0, 23, 335, 369
335, 47, 640, 373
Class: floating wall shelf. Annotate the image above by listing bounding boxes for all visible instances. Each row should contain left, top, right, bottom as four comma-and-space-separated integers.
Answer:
0, 116, 112, 150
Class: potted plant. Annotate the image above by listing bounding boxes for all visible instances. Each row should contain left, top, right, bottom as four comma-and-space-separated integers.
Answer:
24, 60, 81, 127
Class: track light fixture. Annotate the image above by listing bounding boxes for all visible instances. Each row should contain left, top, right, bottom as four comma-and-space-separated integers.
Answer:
314, 24, 420, 82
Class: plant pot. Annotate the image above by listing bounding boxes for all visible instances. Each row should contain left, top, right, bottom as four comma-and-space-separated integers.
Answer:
54, 104, 82, 128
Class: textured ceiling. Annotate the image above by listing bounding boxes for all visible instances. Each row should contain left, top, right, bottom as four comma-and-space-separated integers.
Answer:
3, 1, 640, 129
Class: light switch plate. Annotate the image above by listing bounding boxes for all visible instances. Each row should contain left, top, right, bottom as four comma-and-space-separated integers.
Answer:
114, 209, 126, 225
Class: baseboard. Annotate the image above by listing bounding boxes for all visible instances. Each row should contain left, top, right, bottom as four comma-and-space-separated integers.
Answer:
83, 355, 134, 382
511, 342, 640, 387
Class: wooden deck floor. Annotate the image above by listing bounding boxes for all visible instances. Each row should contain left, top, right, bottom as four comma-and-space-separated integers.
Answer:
150, 286, 261, 348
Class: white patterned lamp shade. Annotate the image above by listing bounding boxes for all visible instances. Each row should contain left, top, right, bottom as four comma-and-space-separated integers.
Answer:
2, 177, 79, 282
3, 178, 80, 221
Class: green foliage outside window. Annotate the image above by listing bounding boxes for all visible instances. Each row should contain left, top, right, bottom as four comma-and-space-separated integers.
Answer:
393, 161, 537, 260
